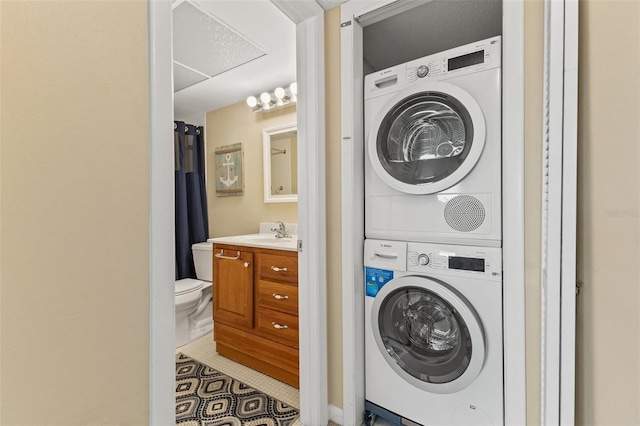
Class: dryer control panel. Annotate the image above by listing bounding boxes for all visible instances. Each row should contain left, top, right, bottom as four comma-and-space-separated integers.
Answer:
405, 35, 501, 83
407, 242, 502, 281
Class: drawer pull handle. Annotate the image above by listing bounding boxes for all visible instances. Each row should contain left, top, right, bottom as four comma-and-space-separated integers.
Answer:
272, 293, 289, 300
215, 250, 241, 260
244, 262, 250, 268
271, 322, 289, 330
271, 266, 288, 272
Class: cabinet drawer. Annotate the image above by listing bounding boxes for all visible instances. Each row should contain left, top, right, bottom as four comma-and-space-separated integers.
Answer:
256, 308, 299, 349
257, 253, 298, 284
257, 280, 298, 315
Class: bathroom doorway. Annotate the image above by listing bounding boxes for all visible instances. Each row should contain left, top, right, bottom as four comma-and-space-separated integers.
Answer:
148, 1, 328, 425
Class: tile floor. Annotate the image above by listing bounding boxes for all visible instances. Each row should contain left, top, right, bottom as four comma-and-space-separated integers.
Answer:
177, 332, 396, 426
178, 332, 300, 408
177, 332, 302, 425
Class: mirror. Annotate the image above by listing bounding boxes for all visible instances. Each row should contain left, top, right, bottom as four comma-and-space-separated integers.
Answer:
263, 123, 298, 203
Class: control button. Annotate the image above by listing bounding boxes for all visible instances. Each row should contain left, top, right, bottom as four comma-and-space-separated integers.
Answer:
416, 65, 429, 78
417, 254, 430, 266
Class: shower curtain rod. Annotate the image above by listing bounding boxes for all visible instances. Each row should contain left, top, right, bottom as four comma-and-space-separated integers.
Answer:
173, 122, 201, 135
271, 147, 287, 155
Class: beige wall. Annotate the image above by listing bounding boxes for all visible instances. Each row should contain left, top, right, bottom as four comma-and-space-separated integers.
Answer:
2, 2, 636, 425
205, 103, 297, 237
524, 1, 544, 424
325, 6, 344, 410
576, 1, 640, 424
0, 2, 150, 425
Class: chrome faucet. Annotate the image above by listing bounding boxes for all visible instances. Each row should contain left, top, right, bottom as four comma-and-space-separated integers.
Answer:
271, 221, 290, 238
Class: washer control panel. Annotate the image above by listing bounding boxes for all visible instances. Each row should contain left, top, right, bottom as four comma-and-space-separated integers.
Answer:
407, 242, 502, 281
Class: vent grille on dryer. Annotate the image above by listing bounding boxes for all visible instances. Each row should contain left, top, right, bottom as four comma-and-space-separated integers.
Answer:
444, 195, 486, 232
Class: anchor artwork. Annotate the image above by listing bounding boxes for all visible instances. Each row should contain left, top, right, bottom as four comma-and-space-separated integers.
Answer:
215, 143, 244, 197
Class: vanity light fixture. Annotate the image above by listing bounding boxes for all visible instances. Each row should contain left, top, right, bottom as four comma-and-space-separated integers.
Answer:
247, 96, 258, 108
246, 82, 297, 112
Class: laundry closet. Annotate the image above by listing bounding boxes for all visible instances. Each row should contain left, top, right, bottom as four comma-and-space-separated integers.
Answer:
340, 1, 521, 426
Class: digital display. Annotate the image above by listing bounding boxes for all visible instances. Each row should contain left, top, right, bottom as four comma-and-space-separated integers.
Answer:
448, 50, 485, 71
449, 256, 485, 272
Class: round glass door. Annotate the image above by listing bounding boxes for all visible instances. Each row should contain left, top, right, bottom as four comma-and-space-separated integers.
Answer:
368, 81, 486, 195
371, 276, 485, 394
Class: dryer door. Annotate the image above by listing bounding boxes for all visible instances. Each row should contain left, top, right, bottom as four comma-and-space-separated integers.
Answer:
371, 275, 485, 394
368, 81, 486, 194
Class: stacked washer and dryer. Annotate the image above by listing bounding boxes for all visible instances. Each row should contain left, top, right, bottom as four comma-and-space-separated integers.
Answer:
363, 36, 504, 426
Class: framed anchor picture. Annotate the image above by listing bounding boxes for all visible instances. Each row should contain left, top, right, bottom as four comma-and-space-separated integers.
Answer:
215, 143, 244, 197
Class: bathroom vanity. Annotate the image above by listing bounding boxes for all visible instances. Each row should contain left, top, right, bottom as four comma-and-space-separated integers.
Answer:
210, 233, 299, 387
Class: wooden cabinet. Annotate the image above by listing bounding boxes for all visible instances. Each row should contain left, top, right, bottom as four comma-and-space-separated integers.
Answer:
212, 243, 299, 387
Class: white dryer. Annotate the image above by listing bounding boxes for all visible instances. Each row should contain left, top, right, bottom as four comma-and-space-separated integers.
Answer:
365, 37, 502, 247
364, 239, 503, 426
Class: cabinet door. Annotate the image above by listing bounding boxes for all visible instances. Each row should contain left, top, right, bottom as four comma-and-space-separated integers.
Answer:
213, 247, 254, 328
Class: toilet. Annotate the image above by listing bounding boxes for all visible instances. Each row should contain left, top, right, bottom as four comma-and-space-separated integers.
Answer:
175, 241, 213, 348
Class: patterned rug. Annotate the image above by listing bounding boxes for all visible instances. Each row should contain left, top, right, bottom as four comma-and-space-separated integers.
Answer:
176, 353, 300, 426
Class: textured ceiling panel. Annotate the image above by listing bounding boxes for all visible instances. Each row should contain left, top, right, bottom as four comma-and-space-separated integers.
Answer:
173, 1, 266, 79
173, 62, 208, 92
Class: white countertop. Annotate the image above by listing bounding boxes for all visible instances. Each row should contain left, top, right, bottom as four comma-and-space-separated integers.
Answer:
208, 222, 298, 252
208, 233, 297, 252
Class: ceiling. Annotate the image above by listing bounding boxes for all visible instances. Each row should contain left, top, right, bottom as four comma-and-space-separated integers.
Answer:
172, 0, 346, 123
172, 0, 500, 123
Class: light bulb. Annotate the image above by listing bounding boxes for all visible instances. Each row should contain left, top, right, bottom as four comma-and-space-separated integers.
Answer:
260, 92, 272, 104
274, 87, 286, 99
289, 82, 297, 95
246, 96, 258, 107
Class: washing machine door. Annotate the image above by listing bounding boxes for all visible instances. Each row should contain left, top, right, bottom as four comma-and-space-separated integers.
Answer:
368, 81, 486, 194
371, 275, 485, 394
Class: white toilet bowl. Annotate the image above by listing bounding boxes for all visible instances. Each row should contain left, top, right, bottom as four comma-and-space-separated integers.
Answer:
175, 242, 213, 348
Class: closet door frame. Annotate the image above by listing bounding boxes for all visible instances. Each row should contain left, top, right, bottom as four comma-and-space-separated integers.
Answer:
339, 1, 527, 425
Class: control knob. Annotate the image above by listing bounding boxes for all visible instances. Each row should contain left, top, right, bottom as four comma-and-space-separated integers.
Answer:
417, 253, 430, 266
417, 65, 429, 78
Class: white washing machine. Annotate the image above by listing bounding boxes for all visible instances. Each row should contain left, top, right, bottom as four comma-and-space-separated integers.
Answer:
364, 239, 503, 426
365, 37, 502, 247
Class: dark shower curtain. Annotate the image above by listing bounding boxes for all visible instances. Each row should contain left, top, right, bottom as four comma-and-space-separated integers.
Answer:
175, 121, 209, 280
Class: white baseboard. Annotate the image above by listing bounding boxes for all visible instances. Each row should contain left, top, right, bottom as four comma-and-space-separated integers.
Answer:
329, 404, 344, 425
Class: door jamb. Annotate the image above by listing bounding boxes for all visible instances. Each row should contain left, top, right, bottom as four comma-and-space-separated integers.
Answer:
148, 1, 176, 424
540, 0, 578, 423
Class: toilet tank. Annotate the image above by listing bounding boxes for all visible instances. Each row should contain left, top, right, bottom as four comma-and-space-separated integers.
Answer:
191, 242, 213, 282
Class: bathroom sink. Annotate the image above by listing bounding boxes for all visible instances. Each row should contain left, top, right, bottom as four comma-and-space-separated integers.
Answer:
230, 234, 292, 244
208, 233, 297, 251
